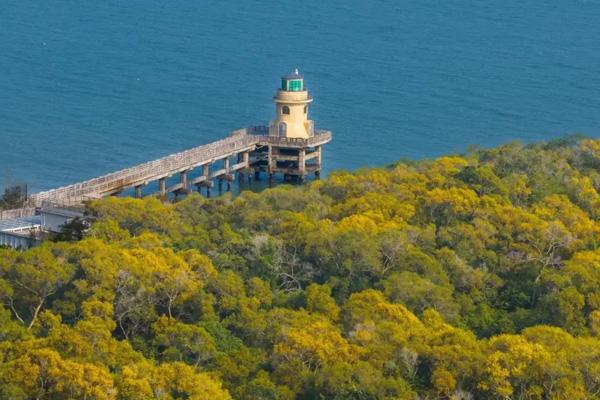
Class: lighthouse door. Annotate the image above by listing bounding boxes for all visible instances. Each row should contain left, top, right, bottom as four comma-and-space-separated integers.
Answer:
278, 122, 287, 137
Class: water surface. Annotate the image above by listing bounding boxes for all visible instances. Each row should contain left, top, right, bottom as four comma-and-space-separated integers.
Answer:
1, 0, 599, 191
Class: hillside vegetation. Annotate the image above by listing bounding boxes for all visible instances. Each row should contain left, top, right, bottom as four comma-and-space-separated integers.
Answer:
2, 137, 600, 399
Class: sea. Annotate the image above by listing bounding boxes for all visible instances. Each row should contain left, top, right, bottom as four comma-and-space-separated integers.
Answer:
1, 0, 599, 193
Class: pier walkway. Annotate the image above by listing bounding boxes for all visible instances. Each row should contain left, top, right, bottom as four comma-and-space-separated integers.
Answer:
24, 127, 331, 208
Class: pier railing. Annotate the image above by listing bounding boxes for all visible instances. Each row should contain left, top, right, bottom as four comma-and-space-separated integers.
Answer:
0, 207, 38, 221
258, 130, 332, 147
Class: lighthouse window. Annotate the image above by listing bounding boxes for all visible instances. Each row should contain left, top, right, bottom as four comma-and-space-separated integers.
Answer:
288, 79, 303, 91
282, 106, 290, 115
304, 106, 307, 114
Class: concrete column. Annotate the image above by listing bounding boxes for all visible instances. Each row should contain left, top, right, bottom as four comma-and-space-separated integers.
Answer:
158, 178, 166, 196
267, 145, 273, 174
134, 185, 143, 198
298, 149, 306, 183
238, 151, 249, 184
223, 157, 233, 192
316, 145, 322, 178
202, 164, 210, 196
180, 170, 189, 193
235, 154, 242, 183
202, 164, 211, 197
316, 146, 322, 167
298, 149, 306, 174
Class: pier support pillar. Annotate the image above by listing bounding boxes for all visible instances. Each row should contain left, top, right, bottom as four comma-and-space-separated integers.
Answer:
316, 145, 322, 167
224, 157, 230, 175
268, 146, 274, 184
238, 152, 250, 185
225, 158, 231, 187
219, 158, 231, 192
158, 178, 166, 197
201, 164, 211, 197
180, 170, 189, 193
298, 149, 306, 181
135, 185, 143, 199
314, 146, 322, 178
267, 145, 274, 175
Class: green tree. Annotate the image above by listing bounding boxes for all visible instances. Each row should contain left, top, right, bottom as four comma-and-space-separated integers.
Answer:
0, 245, 75, 329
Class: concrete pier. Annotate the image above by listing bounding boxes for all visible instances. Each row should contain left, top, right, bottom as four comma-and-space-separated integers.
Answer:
0, 71, 334, 249
20, 70, 331, 208
23, 128, 330, 207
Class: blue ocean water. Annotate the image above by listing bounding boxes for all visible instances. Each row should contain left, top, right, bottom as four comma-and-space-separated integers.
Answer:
1, 1, 599, 192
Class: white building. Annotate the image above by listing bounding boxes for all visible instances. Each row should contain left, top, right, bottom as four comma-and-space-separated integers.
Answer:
0, 215, 41, 249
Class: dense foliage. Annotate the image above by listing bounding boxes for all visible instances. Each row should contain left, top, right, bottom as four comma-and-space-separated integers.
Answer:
0, 184, 27, 210
2, 137, 600, 399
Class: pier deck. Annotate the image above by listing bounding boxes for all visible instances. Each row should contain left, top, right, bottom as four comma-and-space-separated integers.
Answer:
25, 127, 331, 208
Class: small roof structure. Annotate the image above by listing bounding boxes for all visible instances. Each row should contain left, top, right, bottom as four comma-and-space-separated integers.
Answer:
0, 215, 41, 232
282, 68, 303, 80
40, 206, 84, 219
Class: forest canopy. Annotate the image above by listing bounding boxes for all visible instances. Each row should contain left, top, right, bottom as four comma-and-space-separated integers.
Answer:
2, 137, 600, 399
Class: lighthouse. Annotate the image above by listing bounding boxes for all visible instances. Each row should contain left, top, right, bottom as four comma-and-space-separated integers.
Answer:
244, 69, 331, 183
269, 69, 314, 139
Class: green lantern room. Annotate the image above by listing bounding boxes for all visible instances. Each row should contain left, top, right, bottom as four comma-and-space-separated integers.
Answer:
281, 68, 304, 91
